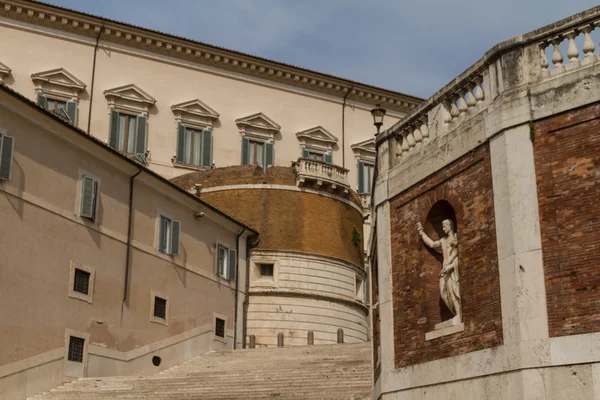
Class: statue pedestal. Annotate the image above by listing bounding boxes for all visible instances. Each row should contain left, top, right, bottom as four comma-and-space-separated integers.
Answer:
425, 316, 464, 341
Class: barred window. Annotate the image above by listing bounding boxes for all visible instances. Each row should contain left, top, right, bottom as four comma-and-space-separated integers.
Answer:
215, 318, 225, 338
73, 268, 90, 295
68, 336, 85, 363
154, 296, 167, 319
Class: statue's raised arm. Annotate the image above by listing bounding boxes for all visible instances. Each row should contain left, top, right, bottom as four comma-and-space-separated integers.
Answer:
417, 222, 441, 248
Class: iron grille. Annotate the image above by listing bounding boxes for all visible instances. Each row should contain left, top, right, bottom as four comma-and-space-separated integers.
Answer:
73, 268, 90, 295
68, 336, 85, 363
215, 318, 225, 338
260, 264, 274, 276
154, 296, 167, 319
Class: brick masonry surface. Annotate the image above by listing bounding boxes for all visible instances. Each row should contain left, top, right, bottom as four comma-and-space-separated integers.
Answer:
389, 145, 503, 368
534, 102, 600, 338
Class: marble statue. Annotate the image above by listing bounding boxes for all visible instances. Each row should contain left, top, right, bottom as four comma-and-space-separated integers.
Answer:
417, 219, 462, 320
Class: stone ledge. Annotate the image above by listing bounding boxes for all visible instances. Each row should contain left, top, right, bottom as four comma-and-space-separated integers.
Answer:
425, 322, 465, 341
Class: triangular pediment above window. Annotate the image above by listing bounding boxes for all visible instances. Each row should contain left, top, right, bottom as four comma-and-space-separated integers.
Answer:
351, 138, 376, 163
0, 61, 11, 78
31, 68, 86, 91
171, 99, 219, 120
104, 84, 156, 106
235, 112, 281, 132
296, 126, 338, 145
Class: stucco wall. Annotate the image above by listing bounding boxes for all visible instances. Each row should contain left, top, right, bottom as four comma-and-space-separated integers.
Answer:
0, 91, 247, 399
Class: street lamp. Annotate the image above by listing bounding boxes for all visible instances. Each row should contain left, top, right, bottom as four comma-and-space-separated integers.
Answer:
370, 103, 386, 136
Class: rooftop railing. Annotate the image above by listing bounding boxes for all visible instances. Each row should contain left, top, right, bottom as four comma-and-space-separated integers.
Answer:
294, 158, 350, 195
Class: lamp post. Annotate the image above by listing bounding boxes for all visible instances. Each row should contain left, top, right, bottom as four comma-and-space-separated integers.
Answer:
370, 103, 386, 136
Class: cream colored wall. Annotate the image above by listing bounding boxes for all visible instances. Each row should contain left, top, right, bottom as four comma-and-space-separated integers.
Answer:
0, 92, 247, 399
0, 18, 401, 193
247, 250, 368, 347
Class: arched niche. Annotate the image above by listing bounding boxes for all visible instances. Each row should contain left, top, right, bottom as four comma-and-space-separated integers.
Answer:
421, 200, 457, 327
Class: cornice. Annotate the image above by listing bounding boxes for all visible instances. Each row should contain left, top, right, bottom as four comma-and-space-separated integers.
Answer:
0, 0, 423, 113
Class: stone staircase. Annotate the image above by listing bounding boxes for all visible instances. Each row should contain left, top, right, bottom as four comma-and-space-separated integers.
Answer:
27, 342, 372, 400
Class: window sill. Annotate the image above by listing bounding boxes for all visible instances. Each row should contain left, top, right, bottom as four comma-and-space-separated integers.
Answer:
150, 316, 168, 326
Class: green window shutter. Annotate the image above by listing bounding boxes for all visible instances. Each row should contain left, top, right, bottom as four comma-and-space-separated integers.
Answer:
228, 249, 237, 281
324, 153, 332, 164
109, 109, 119, 149
202, 129, 212, 168
135, 115, 147, 154
265, 142, 274, 172
171, 220, 181, 256
66, 101, 77, 123
0, 135, 15, 181
176, 123, 185, 163
241, 137, 249, 165
80, 176, 98, 220
37, 93, 47, 108
302, 149, 309, 158
358, 161, 365, 193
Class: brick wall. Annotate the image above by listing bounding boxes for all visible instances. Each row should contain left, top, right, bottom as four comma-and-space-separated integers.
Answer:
201, 188, 364, 267
534, 102, 600, 338
390, 145, 502, 368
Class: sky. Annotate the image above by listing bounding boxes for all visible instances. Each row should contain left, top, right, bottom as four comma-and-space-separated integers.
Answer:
43, 0, 599, 99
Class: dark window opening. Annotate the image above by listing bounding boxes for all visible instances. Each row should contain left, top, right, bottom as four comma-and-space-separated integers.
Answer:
154, 296, 167, 319
260, 264, 274, 277
152, 356, 162, 366
68, 336, 85, 363
73, 268, 91, 295
215, 318, 225, 338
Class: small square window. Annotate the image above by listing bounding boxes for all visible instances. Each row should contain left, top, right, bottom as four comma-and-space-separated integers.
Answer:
73, 268, 90, 295
260, 264, 274, 277
215, 318, 225, 338
153, 296, 167, 319
68, 336, 85, 363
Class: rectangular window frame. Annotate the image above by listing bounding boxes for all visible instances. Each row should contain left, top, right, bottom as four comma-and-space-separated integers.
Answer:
63, 328, 90, 378
68, 261, 95, 304
213, 312, 228, 344
216, 242, 236, 281
0, 132, 15, 181
359, 162, 375, 194
157, 213, 181, 256
117, 112, 138, 154
150, 290, 169, 326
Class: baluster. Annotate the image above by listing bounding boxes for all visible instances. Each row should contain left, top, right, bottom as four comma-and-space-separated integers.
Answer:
465, 83, 477, 107
442, 101, 452, 123
540, 43, 550, 78
565, 30, 580, 71
457, 90, 468, 114
406, 130, 416, 150
401, 132, 410, 153
413, 126, 423, 148
581, 25, 597, 66
551, 36, 566, 76
420, 118, 430, 144
449, 95, 460, 119
395, 135, 404, 158
474, 76, 485, 103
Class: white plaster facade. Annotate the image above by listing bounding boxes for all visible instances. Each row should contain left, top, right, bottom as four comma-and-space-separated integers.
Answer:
371, 6, 600, 399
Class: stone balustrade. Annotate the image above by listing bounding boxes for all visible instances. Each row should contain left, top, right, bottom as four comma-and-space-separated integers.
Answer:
294, 158, 350, 195
381, 5, 600, 168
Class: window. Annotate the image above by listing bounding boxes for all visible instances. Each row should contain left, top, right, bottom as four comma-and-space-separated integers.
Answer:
109, 109, 147, 155
215, 317, 225, 338
216, 244, 237, 280
32, 68, 84, 123
241, 138, 274, 173
175, 124, 212, 168
0, 133, 14, 181
158, 215, 180, 256
153, 296, 167, 319
68, 262, 95, 303
73, 268, 91, 295
302, 149, 332, 163
68, 336, 85, 363
358, 161, 375, 194
79, 176, 98, 220
260, 264, 274, 277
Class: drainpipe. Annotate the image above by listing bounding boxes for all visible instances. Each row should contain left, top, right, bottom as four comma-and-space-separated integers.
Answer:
233, 227, 246, 350
123, 168, 142, 303
87, 25, 103, 134
341, 87, 352, 169
242, 235, 260, 348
